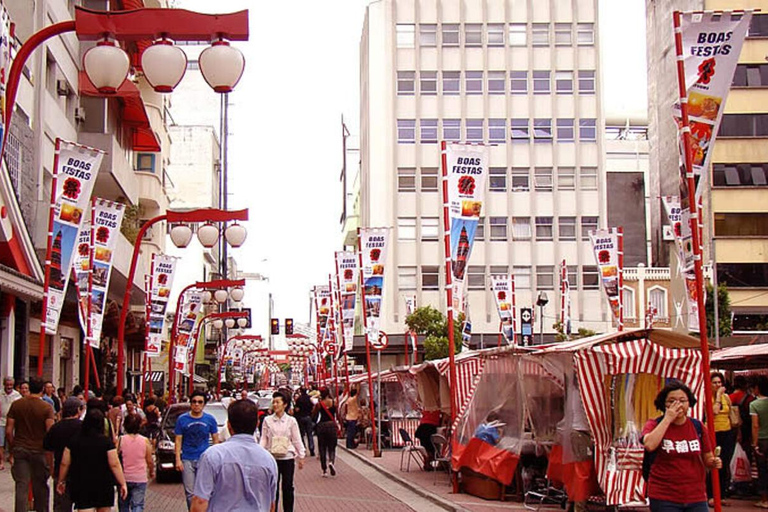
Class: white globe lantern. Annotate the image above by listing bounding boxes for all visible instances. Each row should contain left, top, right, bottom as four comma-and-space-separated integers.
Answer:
229, 287, 245, 302
201, 290, 213, 303
141, 38, 187, 93
197, 223, 220, 248
212, 319, 224, 329
83, 39, 130, 95
170, 224, 193, 248
225, 318, 236, 328
214, 289, 229, 303
237, 318, 248, 328
199, 40, 245, 93
224, 223, 247, 248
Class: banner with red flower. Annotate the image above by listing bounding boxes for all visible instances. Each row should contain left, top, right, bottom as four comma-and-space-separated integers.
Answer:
490, 274, 516, 345
588, 228, 622, 323
662, 195, 701, 331
313, 285, 331, 343
148, 254, 178, 360
445, 143, 488, 313
74, 199, 124, 347
44, 141, 104, 335
360, 228, 389, 348
335, 251, 358, 354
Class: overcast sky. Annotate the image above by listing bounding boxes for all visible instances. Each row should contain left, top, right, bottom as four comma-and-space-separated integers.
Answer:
175, 0, 647, 325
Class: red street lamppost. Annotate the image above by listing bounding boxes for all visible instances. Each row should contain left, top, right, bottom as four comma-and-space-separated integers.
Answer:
9, 7, 249, 378
216, 335, 264, 396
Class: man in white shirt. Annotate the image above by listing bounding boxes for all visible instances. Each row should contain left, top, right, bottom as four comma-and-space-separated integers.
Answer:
0, 377, 21, 469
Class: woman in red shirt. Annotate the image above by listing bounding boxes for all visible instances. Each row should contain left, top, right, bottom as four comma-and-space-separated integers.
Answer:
642, 381, 722, 512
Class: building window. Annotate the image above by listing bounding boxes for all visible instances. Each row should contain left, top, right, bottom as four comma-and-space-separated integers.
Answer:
555, 23, 572, 45
420, 71, 437, 95
443, 119, 461, 141
490, 265, 509, 276
533, 119, 552, 142
475, 217, 485, 241
719, 114, 768, 137
579, 119, 597, 141
488, 71, 506, 94
510, 71, 528, 94
512, 217, 531, 240
578, 70, 596, 94
397, 71, 415, 95
580, 167, 598, 190
397, 167, 416, 192
514, 266, 531, 289
466, 71, 483, 95
566, 266, 578, 288
559, 216, 577, 240
533, 71, 551, 94
398, 266, 417, 290
648, 287, 668, 319
577, 23, 595, 45
466, 119, 484, 143
136, 153, 156, 173
537, 266, 555, 290
421, 168, 439, 192
511, 119, 530, 141
582, 266, 599, 289
489, 217, 508, 241
443, 71, 461, 95
488, 24, 505, 46
421, 217, 440, 241
422, 265, 440, 290
466, 24, 483, 47
581, 216, 598, 240
421, 119, 438, 144
468, 266, 486, 290
396, 24, 415, 48
511, 168, 530, 191
733, 64, 768, 87
397, 119, 416, 143
557, 118, 575, 141
558, 167, 576, 190
442, 24, 460, 46
5, 133, 21, 195
713, 163, 768, 187
509, 23, 527, 46
534, 167, 553, 191
535, 216, 554, 240
720, 263, 768, 288
420, 24, 437, 46
397, 217, 416, 241
489, 119, 506, 144
555, 71, 573, 94
489, 167, 507, 191
715, 213, 768, 237
750, 15, 768, 36
532, 23, 549, 46
623, 287, 636, 319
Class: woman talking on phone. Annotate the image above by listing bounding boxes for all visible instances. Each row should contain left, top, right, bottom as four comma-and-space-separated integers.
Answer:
641, 381, 722, 512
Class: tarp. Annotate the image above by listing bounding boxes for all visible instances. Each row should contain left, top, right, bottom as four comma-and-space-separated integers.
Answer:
711, 343, 768, 370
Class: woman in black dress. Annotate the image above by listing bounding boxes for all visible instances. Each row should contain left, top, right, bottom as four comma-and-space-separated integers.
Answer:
57, 408, 128, 511
312, 387, 339, 477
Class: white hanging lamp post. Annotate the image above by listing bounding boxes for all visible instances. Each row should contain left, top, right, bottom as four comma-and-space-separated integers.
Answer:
83, 38, 130, 95
141, 38, 187, 93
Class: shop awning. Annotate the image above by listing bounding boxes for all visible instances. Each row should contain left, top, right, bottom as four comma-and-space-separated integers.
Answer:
711, 343, 768, 370
0, 263, 43, 301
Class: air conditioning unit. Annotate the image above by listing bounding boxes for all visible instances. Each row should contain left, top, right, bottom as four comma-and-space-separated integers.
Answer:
662, 225, 675, 241
56, 79, 69, 97
74, 107, 86, 123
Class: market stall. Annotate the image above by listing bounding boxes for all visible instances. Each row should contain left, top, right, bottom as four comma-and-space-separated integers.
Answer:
711, 343, 768, 371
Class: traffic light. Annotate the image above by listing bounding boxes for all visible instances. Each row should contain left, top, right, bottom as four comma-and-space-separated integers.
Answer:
285, 318, 294, 335
270, 318, 279, 335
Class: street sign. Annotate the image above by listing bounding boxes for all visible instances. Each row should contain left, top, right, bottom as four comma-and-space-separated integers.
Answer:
520, 307, 533, 346
371, 331, 388, 350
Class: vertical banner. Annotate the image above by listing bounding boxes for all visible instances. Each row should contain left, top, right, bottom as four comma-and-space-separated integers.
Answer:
87, 200, 124, 345
520, 307, 533, 346
176, 291, 204, 359
0, 6, 10, 143
44, 141, 104, 334
144, 275, 157, 355
74, 221, 91, 337
445, 143, 488, 312
335, 251, 358, 354
490, 274, 516, 345
404, 295, 416, 318
589, 228, 622, 324
147, 254, 178, 360
360, 228, 389, 348
663, 195, 700, 330
314, 285, 331, 343
560, 260, 572, 336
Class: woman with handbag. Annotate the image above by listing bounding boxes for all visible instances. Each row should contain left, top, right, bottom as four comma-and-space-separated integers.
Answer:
312, 388, 339, 477
708, 372, 737, 505
260, 391, 305, 512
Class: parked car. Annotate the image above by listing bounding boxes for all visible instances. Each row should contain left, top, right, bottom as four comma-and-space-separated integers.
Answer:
155, 401, 229, 482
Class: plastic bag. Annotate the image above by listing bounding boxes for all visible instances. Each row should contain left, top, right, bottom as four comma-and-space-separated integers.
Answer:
731, 443, 752, 483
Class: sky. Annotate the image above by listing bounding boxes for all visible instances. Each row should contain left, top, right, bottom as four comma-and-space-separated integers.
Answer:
175, 0, 647, 326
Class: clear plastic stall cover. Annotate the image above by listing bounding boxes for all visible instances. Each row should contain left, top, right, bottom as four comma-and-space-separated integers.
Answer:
385, 381, 420, 419
520, 354, 566, 444
396, 371, 422, 411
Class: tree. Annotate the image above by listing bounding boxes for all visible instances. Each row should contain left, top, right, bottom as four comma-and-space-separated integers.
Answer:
706, 282, 732, 339
552, 321, 596, 342
406, 306, 464, 360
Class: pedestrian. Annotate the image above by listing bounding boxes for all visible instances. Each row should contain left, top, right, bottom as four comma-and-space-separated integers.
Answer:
44, 381, 61, 418
191, 399, 277, 511
312, 388, 338, 477
18, 381, 29, 397
57, 407, 128, 511
44, 398, 84, 512
139, 408, 161, 451
344, 386, 360, 449
122, 395, 145, 423
730, 375, 756, 497
751, 375, 768, 508
293, 387, 315, 457
175, 390, 220, 509
108, 397, 124, 439
260, 391, 305, 512
0, 376, 21, 470
641, 380, 722, 512
708, 372, 736, 505
415, 409, 442, 471
220, 390, 233, 409
57, 388, 67, 408
5, 376, 55, 512
118, 413, 153, 512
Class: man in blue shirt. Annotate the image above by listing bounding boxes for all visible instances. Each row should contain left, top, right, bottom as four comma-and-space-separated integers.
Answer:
175, 390, 219, 509
192, 398, 277, 512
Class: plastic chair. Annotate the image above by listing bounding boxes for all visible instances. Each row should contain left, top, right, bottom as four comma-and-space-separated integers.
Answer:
430, 433, 452, 485
398, 428, 427, 472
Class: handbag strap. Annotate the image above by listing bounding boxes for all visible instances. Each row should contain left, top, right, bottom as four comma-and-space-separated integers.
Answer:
319, 400, 338, 429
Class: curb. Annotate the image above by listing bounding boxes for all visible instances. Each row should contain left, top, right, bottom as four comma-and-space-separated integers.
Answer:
340, 446, 471, 512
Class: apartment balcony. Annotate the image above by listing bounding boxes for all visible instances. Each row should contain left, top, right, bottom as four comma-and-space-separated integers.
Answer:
80, 131, 139, 205
136, 168, 169, 211
341, 212, 359, 248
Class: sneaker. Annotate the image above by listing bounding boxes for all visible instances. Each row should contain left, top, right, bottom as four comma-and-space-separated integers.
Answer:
310, 451, 315, 457
321, 471, 328, 478
329, 463, 336, 476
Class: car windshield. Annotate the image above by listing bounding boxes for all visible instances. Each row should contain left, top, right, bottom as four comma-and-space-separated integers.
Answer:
162, 406, 190, 432
205, 404, 228, 426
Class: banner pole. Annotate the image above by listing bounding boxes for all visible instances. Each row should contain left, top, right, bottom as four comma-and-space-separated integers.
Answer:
497, 321, 502, 348
618, 227, 624, 331
560, 260, 566, 329
333, 254, 352, 392
511, 274, 517, 346
141, 275, 151, 404
674, 11, 721, 512
39, 138, 61, 377
376, 349, 382, 453
358, 227, 380, 457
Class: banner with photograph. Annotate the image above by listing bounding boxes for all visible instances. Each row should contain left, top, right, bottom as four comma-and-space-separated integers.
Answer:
445, 143, 488, 313
561, 261, 572, 336
404, 295, 416, 317
588, 228, 622, 323
174, 345, 187, 372
335, 251, 358, 354
147, 254, 177, 359
360, 228, 388, 348
0, 7, 10, 144
44, 141, 104, 334
491, 274, 516, 345
662, 195, 701, 331
74, 223, 91, 337
313, 285, 331, 343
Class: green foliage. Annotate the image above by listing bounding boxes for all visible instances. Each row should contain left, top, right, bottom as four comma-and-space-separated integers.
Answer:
552, 321, 596, 342
705, 283, 732, 339
406, 306, 464, 360
120, 204, 141, 244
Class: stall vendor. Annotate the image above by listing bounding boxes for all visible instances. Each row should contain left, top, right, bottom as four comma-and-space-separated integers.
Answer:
415, 409, 442, 471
